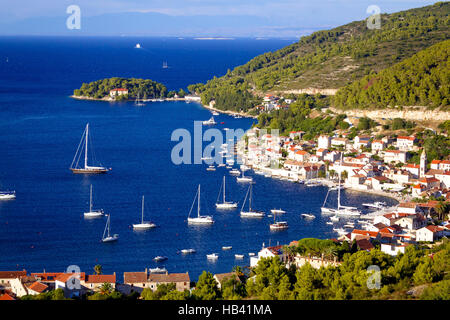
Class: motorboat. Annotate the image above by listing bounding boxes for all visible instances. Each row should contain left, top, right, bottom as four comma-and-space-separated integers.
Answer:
202, 117, 216, 125
181, 249, 196, 254
301, 213, 316, 219
0, 191, 15, 200
270, 209, 286, 214
207, 253, 219, 260
153, 256, 168, 262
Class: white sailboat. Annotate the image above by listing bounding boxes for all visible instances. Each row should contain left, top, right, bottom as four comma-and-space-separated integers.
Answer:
70, 123, 110, 174
236, 170, 252, 183
162, 61, 168, 69
135, 92, 145, 106
202, 117, 216, 125
187, 185, 214, 224
321, 154, 360, 217
133, 196, 157, 230
215, 176, 238, 209
206, 253, 219, 260
102, 214, 119, 243
240, 184, 264, 217
84, 185, 104, 218
270, 208, 286, 214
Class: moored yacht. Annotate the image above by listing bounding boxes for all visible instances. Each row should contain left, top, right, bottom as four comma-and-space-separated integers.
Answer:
102, 214, 119, 243
70, 123, 110, 174
84, 185, 105, 218
187, 185, 214, 224
202, 117, 216, 125
215, 176, 238, 209
0, 191, 16, 200
270, 208, 286, 214
240, 184, 264, 217
133, 195, 157, 230
236, 170, 252, 183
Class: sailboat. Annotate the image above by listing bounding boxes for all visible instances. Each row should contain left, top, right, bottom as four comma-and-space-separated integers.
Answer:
236, 170, 252, 183
162, 61, 168, 69
202, 116, 216, 125
240, 184, 264, 217
135, 92, 145, 106
70, 123, 110, 174
133, 196, 157, 230
321, 154, 360, 217
84, 185, 104, 218
187, 185, 214, 224
215, 176, 238, 209
102, 214, 119, 243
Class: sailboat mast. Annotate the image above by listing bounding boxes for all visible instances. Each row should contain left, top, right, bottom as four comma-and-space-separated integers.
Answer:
84, 123, 89, 169
89, 185, 93, 212
249, 184, 252, 211
223, 176, 226, 203
141, 196, 144, 223
197, 185, 201, 218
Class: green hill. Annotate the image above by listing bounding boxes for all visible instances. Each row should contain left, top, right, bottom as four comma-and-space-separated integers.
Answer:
334, 39, 450, 109
191, 2, 450, 112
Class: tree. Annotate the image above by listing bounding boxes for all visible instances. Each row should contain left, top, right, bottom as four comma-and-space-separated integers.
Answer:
99, 282, 113, 295
94, 264, 102, 275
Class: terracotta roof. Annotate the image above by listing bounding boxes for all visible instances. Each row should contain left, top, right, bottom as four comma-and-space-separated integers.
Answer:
110, 88, 128, 91
352, 229, 379, 238
397, 136, 415, 141
27, 281, 48, 293
123, 272, 147, 284
0, 270, 27, 279
356, 238, 374, 251
424, 225, 445, 233
0, 293, 15, 300
148, 273, 190, 283
85, 274, 116, 284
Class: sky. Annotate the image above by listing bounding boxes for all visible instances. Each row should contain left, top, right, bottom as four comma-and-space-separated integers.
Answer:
0, 0, 439, 37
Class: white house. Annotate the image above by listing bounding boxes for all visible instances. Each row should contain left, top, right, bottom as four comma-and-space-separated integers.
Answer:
318, 135, 331, 149
380, 243, 408, 256
383, 150, 407, 164
109, 88, 128, 97
416, 225, 445, 242
396, 136, 416, 151
250, 245, 285, 267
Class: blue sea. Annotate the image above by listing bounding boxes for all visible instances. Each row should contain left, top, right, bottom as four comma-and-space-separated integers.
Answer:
0, 37, 396, 281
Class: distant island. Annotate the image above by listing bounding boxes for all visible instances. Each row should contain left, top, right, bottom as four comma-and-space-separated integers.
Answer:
72, 77, 188, 101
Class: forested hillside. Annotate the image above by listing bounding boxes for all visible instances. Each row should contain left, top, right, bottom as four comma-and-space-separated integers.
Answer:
334, 40, 449, 109
191, 2, 450, 112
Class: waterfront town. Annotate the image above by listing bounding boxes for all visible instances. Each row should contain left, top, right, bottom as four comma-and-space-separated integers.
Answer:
1, 94, 449, 301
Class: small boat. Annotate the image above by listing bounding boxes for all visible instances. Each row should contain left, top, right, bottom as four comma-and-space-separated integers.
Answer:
305, 180, 322, 187
222, 246, 232, 250
234, 115, 242, 119
235, 254, 244, 259
202, 117, 216, 125
149, 267, 167, 274
207, 253, 218, 260
162, 61, 168, 69
330, 216, 340, 222
201, 156, 213, 161
270, 221, 289, 230
301, 213, 315, 219
216, 176, 238, 209
135, 43, 141, 48
248, 252, 255, 256
70, 123, 110, 174
271, 208, 286, 214
153, 256, 168, 262
84, 185, 105, 218
135, 92, 146, 106
226, 165, 232, 169
133, 196, 157, 230
240, 184, 264, 218
102, 215, 119, 243
217, 163, 226, 167
212, 111, 219, 116
362, 201, 387, 209
343, 224, 355, 229
229, 169, 240, 175
206, 165, 216, 171
187, 185, 214, 224
326, 221, 333, 225
181, 248, 196, 254
236, 170, 253, 183
0, 191, 16, 200
240, 165, 250, 171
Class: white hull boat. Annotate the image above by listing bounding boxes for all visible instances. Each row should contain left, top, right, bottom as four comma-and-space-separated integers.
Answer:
133, 196, 157, 230
202, 117, 216, 125
301, 213, 315, 219
187, 185, 214, 224
84, 185, 105, 218
240, 184, 264, 218
0, 191, 15, 200
181, 249, 196, 254
216, 177, 238, 209
207, 253, 218, 260
102, 214, 118, 243
270, 209, 286, 214
235, 254, 244, 259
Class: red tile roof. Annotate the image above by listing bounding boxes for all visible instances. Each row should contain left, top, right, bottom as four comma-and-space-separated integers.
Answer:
0, 293, 15, 300
0, 270, 27, 279
85, 274, 116, 284
27, 281, 48, 293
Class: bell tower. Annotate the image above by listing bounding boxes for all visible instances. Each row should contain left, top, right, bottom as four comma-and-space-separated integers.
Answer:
420, 148, 427, 177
